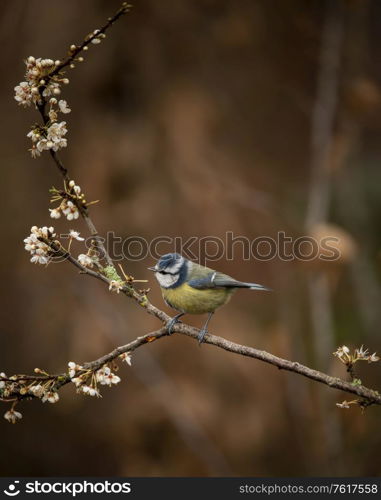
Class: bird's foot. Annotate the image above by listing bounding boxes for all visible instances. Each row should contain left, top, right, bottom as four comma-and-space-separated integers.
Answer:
198, 327, 208, 345
166, 313, 184, 335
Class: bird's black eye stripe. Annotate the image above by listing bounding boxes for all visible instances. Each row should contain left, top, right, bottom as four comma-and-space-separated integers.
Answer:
159, 270, 176, 276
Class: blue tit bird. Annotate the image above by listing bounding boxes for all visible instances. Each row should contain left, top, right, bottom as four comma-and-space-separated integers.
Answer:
148, 253, 270, 344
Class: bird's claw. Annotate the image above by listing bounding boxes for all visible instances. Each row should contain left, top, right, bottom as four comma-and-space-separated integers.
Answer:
198, 328, 208, 345
166, 315, 182, 335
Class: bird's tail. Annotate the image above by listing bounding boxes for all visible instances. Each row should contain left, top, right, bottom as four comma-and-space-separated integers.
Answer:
244, 282, 271, 291
218, 279, 271, 291
212, 275, 271, 291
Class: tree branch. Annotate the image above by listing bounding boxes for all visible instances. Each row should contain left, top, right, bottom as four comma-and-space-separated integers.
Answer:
3, 323, 381, 407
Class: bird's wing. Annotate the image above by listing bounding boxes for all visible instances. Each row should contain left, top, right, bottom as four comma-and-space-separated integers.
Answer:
189, 271, 270, 291
188, 271, 238, 289
187, 262, 271, 291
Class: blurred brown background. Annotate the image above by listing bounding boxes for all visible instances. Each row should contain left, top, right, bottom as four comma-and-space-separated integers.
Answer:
1, 0, 381, 476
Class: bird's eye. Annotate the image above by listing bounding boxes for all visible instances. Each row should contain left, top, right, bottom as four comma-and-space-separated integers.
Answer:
160, 270, 169, 275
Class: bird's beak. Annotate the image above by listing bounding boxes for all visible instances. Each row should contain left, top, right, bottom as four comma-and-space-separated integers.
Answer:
147, 266, 156, 272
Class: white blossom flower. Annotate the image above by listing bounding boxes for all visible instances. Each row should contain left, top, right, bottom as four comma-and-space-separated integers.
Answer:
30, 254, 49, 265
29, 384, 45, 398
27, 129, 41, 143
336, 401, 350, 409
368, 352, 380, 363
47, 121, 67, 141
96, 366, 121, 386
33, 122, 65, 147
78, 254, 93, 268
120, 352, 132, 366
333, 346, 351, 364
15, 57, 64, 110
68, 361, 77, 378
108, 373, 121, 385
68, 361, 83, 379
46, 121, 67, 151
69, 230, 84, 241
109, 280, 124, 293
48, 108, 58, 122
68, 180, 81, 195
27, 121, 68, 157
49, 208, 61, 219
334, 344, 381, 365
40, 58, 54, 68
62, 200, 79, 221
42, 81, 61, 98
355, 345, 369, 359
352, 346, 380, 363
58, 100, 71, 114
14, 81, 32, 106
81, 385, 100, 397
71, 377, 83, 387
4, 409, 22, 424
24, 226, 55, 265
23, 233, 38, 252
36, 138, 50, 153
0, 372, 6, 389
30, 146, 41, 158
42, 226, 55, 237
42, 391, 59, 403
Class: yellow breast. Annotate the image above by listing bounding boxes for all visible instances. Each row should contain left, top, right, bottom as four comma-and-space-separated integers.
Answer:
162, 283, 234, 315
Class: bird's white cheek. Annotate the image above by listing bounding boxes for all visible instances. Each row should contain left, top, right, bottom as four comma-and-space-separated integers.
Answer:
155, 273, 178, 288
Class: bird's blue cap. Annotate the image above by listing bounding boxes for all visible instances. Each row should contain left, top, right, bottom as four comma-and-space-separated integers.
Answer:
156, 253, 183, 271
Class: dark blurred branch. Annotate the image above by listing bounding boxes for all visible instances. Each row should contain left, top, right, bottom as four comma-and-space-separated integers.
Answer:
306, 0, 343, 228
305, 0, 343, 363
305, 0, 345, 471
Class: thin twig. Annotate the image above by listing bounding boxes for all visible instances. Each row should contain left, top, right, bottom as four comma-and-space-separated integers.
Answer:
49, 3, 132, 83
37, 2, 132, 125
